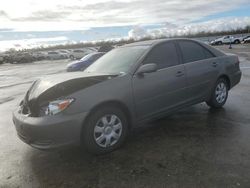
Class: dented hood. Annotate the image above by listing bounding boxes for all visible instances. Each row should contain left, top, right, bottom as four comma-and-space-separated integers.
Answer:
27, 72, 118, 103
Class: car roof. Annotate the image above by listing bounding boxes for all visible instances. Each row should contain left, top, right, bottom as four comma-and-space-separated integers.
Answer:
122, 38, 198, 47
122, 38, 225, 57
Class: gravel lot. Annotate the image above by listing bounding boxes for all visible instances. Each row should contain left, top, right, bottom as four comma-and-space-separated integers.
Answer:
0, 44, 250, 188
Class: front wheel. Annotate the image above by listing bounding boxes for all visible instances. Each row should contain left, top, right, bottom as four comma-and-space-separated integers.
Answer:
234, 40, 240, 44
218, 41, 223, 45
206, 78, 229, 108
81, 106, 128, 154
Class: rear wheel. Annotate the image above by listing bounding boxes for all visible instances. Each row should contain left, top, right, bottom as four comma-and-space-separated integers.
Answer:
206, 78, 229, 108
81, 106, 128, 154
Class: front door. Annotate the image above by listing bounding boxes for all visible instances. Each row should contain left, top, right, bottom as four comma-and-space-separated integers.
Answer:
132, 42, 188, 120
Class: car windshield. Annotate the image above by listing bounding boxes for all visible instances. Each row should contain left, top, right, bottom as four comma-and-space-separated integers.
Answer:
85, 46, 148, 74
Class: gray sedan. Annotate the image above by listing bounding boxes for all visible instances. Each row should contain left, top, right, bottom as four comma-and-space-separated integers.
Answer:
13, 39, 241, 154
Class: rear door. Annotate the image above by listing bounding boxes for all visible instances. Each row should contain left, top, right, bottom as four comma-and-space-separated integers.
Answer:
222, 36, 230, 43
132, 42, 188, 120
177, 40, 220, 102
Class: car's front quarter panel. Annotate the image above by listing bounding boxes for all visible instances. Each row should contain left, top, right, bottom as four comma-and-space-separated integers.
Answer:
64, 74, 135, 122
12, 73, 135, 149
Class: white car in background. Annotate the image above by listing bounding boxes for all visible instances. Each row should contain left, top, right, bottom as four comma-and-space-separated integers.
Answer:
243, 36, 250, 43
58, 50, 70, 58
69, 49, 93, 60
32, 51, 47, 61
46, 51, 67, 60
211, 35, 242, 45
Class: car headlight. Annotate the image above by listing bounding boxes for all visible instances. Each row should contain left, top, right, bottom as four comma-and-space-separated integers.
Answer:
45, 98, 74, 115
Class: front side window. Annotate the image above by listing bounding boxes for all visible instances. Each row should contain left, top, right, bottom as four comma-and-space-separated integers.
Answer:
178, 41, 214, 63
143, 42, 179, 69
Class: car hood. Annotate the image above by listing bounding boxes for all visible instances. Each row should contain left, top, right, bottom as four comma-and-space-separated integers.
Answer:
24, 72, 118, 114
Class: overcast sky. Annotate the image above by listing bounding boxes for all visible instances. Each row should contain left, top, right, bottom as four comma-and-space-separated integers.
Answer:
0, 0, 250, 50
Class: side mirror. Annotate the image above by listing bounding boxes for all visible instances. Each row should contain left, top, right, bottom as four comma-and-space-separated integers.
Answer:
137, 63, 157, 75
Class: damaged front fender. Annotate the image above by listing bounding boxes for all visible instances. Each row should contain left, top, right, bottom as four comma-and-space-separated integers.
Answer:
21, 73, 118, 116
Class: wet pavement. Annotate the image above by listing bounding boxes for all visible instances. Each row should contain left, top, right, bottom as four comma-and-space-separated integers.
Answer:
0, 45, 250, 188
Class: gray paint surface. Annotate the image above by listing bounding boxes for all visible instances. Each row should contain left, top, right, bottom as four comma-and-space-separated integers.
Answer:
12, 39, 241, 149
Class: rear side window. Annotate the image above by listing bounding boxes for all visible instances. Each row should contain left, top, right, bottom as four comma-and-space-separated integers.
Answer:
178, 41, 214, 63
203, 48, 215, 59
143, 42, 179, 69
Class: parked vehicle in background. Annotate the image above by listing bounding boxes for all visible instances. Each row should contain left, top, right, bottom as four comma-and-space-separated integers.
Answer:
46, 51, 67, 60
10, 52, 35, 64
210, 35, 242, 45
13, 39, 241, 154
67, 52, 105, 72
69, 49, 93, 60
59, 50, 70, 58
32, 52, 47, 61
242, 35, 250, 42
243, 36, 250, 43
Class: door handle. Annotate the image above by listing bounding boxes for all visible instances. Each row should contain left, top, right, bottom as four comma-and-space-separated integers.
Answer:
176, 71, 184, 77
212, 62, 218, 67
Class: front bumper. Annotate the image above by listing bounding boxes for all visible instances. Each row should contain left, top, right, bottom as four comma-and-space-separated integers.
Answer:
13, 109, 88, 150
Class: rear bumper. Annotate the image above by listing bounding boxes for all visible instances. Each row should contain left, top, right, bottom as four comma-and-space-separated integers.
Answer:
230, 70, 242, 89
13, 109, 88, 150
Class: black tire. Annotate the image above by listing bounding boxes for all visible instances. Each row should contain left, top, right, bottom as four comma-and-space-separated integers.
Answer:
234, 40, 240, 44
218, 41, 223, 45
81, 106, 129, 154
206, 78, 229, 108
